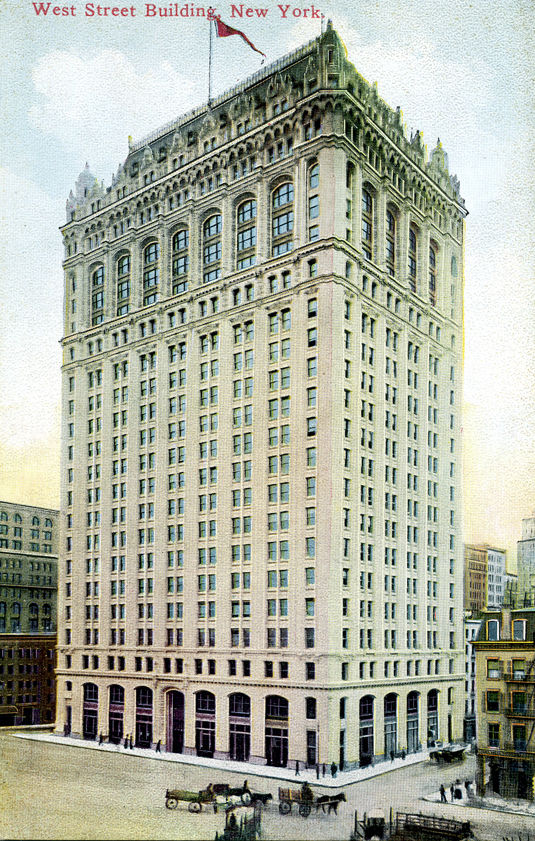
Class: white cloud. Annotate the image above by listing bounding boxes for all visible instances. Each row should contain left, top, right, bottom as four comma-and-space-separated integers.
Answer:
29, 50, 202, 177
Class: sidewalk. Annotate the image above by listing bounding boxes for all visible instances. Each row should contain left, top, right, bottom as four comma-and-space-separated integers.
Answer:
423, 785, 535, 818
13, 730, 429, 788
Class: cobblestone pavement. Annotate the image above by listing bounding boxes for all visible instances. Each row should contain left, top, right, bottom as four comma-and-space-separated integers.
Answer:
1, 729, 533, 840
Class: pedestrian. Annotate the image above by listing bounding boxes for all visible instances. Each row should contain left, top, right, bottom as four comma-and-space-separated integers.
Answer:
464, 779, 472, 797
124, 734, 129, 749
390, 750, 395, 762
330, 761, 337, 778
99, 732, 104, 745
316, 764, 320, 780
450, 783, 455, 802
156, 739, 161, 753
130, 735, 134, 749
322, 763, 326, 777
295, 760, 300, 775
440, 784, 447, 803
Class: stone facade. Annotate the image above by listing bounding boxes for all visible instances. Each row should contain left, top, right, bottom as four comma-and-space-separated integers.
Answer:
0, 501, 58, 725
56, 24, 466, 768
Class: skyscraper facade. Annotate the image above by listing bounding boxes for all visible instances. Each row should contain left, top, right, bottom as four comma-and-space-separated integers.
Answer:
56, 24, 466, 768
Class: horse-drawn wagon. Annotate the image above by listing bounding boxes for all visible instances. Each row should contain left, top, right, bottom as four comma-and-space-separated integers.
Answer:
165, 783, 251, 812
278, 784, 346, 817
165, 781, 271, 813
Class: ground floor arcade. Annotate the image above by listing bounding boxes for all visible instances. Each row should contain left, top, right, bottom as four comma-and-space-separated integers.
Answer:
55, 676, 463, 769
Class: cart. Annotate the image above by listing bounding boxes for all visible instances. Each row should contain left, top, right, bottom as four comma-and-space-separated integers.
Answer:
165, 783, 250, 812
278, 785, 315, 817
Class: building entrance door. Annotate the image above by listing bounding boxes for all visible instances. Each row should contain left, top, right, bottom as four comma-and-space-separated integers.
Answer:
230, 724, 250, 761
136, 719, 152, 748
407, 718, 418, 753
359, 725, 374, 767
167, 691, 184, 753
265, 727, 288, 767
385, 720, 397, 757
196, 720, 215, 757
83, 709, 97, 739
109, 711, 123, 744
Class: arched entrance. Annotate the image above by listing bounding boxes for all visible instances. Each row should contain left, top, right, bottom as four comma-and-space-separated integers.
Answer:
135, 686, 153, 748
265, 695, 288, 767
108, 685, 124, 744
427, 689, 439, 746
407, 691, 419, 753
166, 691, 184, 753
82, 683, 98, 740
384, 693, 397, 758
359, 695, 374, 767
195, 691, 215, 757
229, 693, 251, 761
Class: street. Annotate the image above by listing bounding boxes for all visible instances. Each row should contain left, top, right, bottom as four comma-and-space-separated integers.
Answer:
0, 730, 532, 840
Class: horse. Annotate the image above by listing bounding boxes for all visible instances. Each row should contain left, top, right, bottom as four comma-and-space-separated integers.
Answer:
315, 792, 347, 814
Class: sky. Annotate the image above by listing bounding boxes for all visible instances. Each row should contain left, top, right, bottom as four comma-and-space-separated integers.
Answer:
0, 0, 534, 565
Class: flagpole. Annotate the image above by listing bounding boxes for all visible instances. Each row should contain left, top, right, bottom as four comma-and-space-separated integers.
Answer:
208, 16, 213, 107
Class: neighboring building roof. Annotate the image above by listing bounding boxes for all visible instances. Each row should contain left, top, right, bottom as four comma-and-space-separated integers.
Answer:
475, 607, 535, 643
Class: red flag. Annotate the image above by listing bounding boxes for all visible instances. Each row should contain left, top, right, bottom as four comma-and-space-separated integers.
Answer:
214, 17, 266, 59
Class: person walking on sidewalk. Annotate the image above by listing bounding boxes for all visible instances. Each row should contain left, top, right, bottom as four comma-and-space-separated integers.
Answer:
440, 784, 447, 803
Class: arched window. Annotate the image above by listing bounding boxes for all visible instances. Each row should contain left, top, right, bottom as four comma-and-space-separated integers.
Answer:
0, 512, 7, 522
44, 518, 52, 528
203, 214, 222, 284
91, 266, 104, 325
11, 602, 20, 616
408, 225, 418, 292
172, 228, 189, 294
43, 604, 51, 617
229, 692, 251, 716
0, 602, 6, 615
386, 208, 396, 276
196, 690, 216, 714
83, 682, 98, 702
116, 255, 131, 315
143, 242, 159, 306
407, 691, 419, 716
110, 684, 124, 705
384, 693, 397, 717
14, 514, 22, 523
29, 603, 39, 616
32, 516, 40, 526
308, 163, 319, 242
272, 183, 294, 256
361, 187, 373, 261
429, 242, 437, 306
236, 200, 257, 270
359, 695, 374, 720
136, 686, 153, 707
266, 695, 288, 719
451, 254, 458, 277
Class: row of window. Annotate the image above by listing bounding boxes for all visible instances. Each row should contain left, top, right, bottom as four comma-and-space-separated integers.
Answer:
87, 181, 305, 323
0, 512, 53, 527
362, 185, 440, 304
